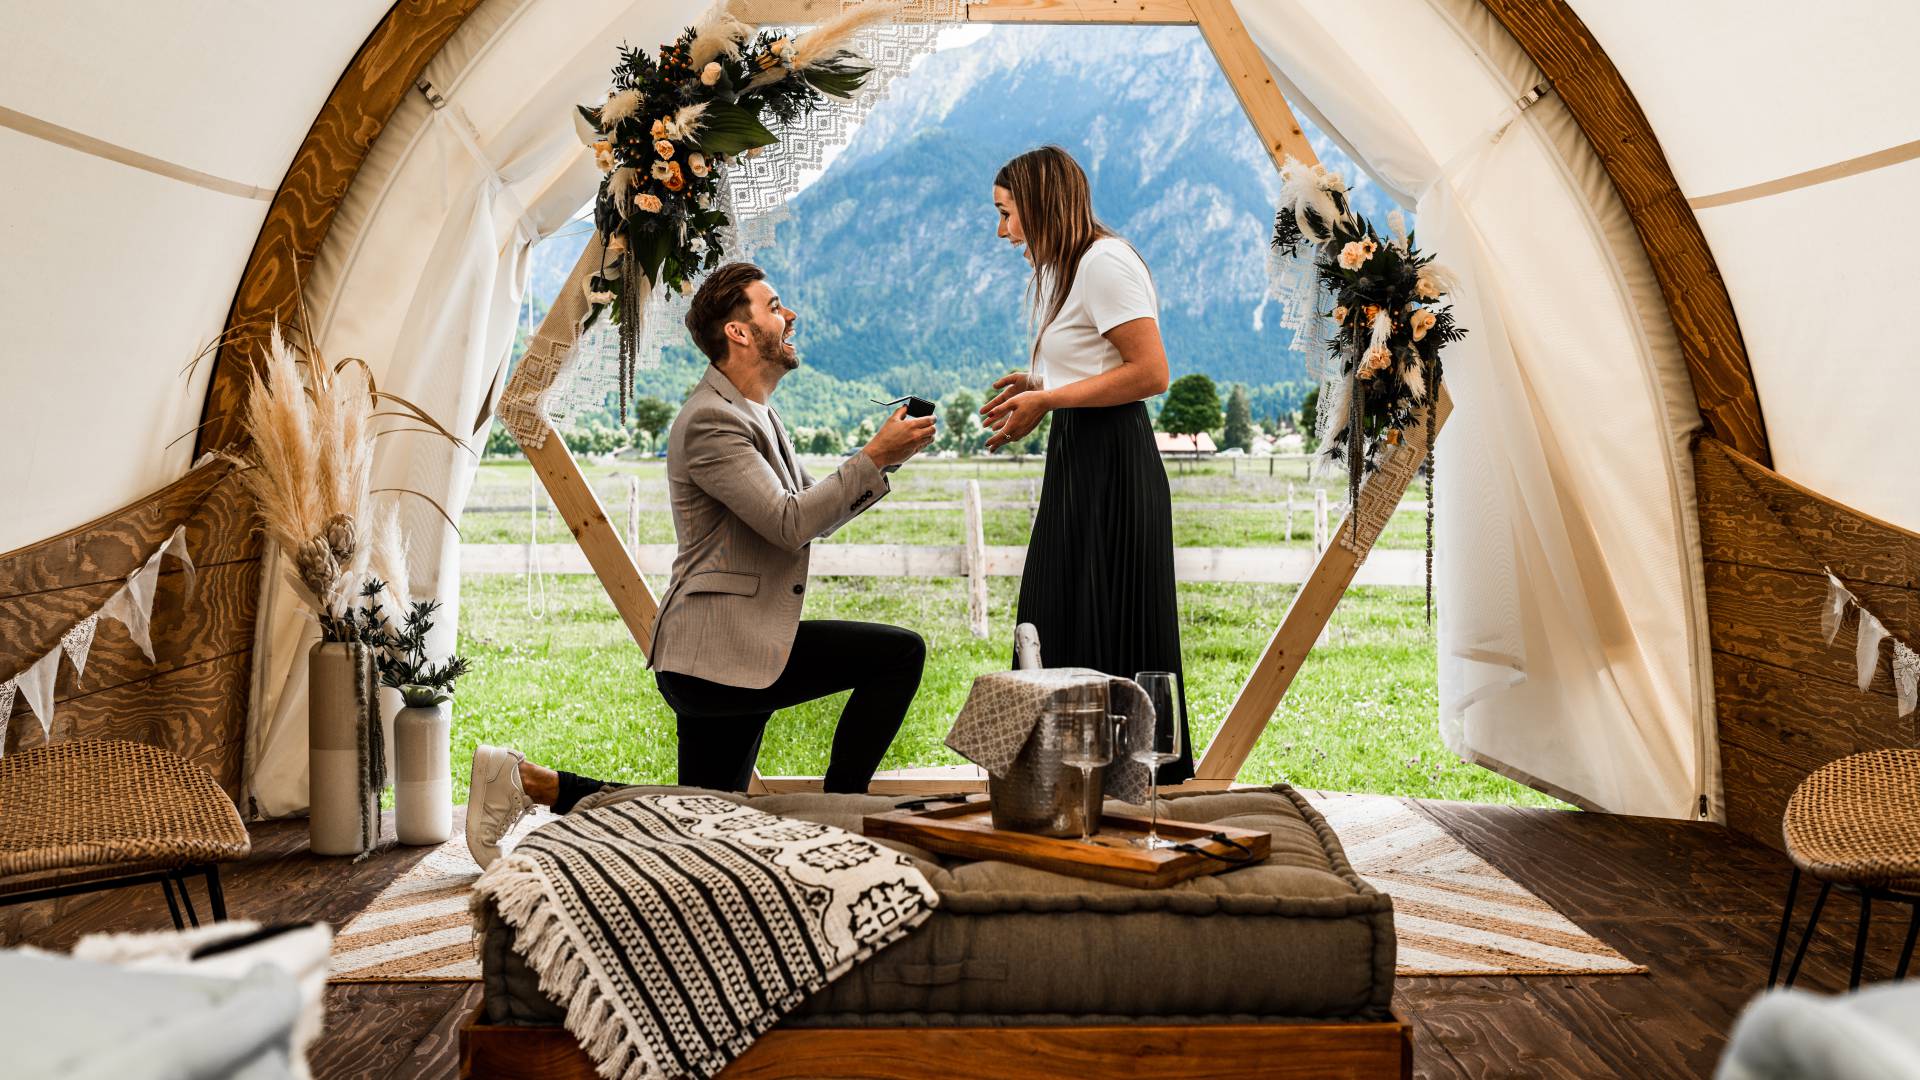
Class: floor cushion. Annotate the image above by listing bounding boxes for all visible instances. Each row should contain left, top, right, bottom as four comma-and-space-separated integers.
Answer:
480, 785, 1395, 1026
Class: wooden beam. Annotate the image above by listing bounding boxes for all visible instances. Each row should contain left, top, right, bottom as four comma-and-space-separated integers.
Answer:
462, 1013, 1413, 1079
1195, 390, 1451, 783
731, 0, 1197, 24
197, 0, 486, 457
1481, 0, 1769, 466
1188, 0, 1314, 171
520, 425, 658, 657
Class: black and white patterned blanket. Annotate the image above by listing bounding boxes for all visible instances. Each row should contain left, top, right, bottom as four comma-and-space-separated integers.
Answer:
471, 794, 938, 1080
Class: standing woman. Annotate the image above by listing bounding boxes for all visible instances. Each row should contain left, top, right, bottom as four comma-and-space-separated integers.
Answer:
983, 145, 1192, 782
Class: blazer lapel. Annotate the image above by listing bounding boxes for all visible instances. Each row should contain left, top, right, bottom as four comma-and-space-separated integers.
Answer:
702, 366, 797, 489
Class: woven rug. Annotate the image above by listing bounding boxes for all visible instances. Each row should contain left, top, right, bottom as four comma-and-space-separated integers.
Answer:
1309, 793, 1644, 976
329, 794, 1641, 983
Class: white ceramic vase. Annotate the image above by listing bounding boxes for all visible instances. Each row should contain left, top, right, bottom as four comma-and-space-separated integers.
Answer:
308, 641, 381, 856
393, 702, 452, 845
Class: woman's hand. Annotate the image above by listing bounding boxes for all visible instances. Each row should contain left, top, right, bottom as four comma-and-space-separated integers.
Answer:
980, 370, 1031, 418
984, 389, 1052, 450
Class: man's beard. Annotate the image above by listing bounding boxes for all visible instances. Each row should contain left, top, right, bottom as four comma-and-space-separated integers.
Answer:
750, 321, 798, 371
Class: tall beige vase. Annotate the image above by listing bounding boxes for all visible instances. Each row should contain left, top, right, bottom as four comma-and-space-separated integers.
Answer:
393, 703, 452, 845
309, 641, 383, 856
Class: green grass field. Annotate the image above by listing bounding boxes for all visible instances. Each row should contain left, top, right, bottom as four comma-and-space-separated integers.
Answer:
451, 555, 1564, 810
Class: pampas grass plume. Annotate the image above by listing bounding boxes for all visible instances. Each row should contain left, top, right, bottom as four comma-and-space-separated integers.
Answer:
791, 1, 896, 71
689, 3, 752, 67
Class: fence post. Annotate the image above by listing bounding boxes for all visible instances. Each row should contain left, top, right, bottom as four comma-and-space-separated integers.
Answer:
1313, 487, 1328, 556
626, 476, 640, 556
963, 479, 990, 639
1286, 482, 1295, 543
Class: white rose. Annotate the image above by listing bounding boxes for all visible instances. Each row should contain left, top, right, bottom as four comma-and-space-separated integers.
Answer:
688, 151, 709, 177
651, 160, 672, 181
1415, 277, 1441, 300
689, 236, 707, 254
701, 62, 723, 86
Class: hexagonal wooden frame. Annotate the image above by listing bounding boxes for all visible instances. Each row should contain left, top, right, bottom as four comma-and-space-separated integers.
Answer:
504, 0, 1443, 795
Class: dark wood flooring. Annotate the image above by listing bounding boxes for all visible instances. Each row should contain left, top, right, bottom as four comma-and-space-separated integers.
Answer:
4, 800, 1914, 1079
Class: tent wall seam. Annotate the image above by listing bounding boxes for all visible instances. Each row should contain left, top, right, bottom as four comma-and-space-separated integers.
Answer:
0, 104, 274, 201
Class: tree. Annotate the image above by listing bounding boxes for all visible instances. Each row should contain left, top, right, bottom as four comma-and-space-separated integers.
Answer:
1222, 383, 1254, 451
1158, 374, 1222, 447
807, 427, 840, 455
483, 420, 522, 458
630, 396, 675, 453
1018, 411, 1051, 457
943, 391, 982, 456
1298, 385, 1321, 453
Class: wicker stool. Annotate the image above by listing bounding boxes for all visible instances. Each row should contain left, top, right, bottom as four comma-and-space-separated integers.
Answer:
0, 739, 250, 928
1768, 749, 1920, 990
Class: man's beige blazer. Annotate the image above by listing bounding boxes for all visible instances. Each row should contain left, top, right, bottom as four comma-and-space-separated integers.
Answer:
649, 365, 889, 688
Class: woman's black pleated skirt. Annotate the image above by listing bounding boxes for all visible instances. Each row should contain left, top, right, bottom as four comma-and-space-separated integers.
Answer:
1016, 401, 1193, 783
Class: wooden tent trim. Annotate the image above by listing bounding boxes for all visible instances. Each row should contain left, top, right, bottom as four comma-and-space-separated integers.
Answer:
183, 0, 1768, 799
193, 0, 487, 459
1481, 0, 1768, 465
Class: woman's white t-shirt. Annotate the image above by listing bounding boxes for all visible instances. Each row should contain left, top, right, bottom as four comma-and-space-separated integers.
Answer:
1033, 237, 1159, 391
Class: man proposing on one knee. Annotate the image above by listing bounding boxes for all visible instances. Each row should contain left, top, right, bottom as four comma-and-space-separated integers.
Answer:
466, 262, 937, 868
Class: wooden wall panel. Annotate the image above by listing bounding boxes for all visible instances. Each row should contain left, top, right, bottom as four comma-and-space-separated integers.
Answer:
0, 461, 258, 800
1484, 0, 1770, 466
1694, 437, 1920, 848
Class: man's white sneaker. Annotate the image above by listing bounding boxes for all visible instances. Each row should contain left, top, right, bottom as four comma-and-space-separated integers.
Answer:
466, 744, 535, 870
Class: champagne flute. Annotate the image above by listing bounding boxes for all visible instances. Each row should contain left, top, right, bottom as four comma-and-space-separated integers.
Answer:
1057, 708, 1115, 844
1131, 671, 1184, 850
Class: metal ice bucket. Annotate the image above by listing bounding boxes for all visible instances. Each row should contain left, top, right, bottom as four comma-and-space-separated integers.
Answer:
988, 702, 1107, 838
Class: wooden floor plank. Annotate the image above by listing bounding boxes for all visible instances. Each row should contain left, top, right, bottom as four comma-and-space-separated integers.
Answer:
12, 797, 1913, 1080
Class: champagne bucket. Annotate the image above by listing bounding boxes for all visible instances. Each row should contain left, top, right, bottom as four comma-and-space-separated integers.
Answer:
988, 704, 1107, 837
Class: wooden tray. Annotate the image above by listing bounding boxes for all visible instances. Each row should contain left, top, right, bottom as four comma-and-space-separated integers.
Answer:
863, 795, 1270, 889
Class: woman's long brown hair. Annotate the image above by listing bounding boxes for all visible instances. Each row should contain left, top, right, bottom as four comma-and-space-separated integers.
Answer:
994, 146, 1112, 359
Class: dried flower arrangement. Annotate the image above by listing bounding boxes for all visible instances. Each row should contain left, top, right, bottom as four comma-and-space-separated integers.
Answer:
577, 0, 892, 417
225, 325, 465, 643
1271, 160, 1468, 619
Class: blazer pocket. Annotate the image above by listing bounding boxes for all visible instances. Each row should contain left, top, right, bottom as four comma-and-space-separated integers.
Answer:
677, 570, 760, 597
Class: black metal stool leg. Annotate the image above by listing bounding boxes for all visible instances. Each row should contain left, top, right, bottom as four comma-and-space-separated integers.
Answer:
1786, 880, 1831, 987
160, 877, 184, 931
1850, 893, 1873, 990
1769, 868, 1801, 988
173, 871, 201, 928
202, 865, 227, 921
1896, 904, 1919, 982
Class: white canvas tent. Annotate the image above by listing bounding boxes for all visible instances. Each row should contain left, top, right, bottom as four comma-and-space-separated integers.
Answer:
2, 0, 1915, 827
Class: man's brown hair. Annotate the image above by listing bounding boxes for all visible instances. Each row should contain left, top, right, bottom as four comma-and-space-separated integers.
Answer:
684, 262, 765, 363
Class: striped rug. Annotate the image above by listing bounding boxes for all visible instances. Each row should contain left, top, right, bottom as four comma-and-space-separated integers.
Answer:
1308, 793, 1644, 976
329, 794, 1641, 982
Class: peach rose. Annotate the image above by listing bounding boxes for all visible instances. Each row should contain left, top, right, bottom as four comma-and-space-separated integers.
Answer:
593, 140, 614, 172
1410, 308, 1437, 341
663, 161, 686, 191
1338, 241, 1370, 271
650, 118, 667, 140
635, 193, 662, 213
1415, 277, 1441, 300
654, 139, 675, 159
701, 62, 723, 86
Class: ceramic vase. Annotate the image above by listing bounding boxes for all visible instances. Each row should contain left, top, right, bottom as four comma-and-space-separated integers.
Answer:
308, 641, 382, 856
393, 702, 452, 845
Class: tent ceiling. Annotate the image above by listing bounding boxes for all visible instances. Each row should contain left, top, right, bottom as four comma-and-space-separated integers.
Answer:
2, 0, 1914, 543
0, 0, 389, 554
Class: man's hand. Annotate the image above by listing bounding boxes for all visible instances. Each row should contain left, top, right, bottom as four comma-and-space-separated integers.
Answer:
980, 370, 1031, 417
984, 389, 1051, 450
864, 406, 937, 469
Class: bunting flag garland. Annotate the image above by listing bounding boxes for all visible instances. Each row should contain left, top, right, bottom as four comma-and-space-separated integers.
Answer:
1821, 568, 1918, 718
61, 615, 99, 681
0, 526, 195, 751
1894, 640, 1920, 718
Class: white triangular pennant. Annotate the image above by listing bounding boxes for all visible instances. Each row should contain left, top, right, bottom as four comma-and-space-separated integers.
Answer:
60, 614, 99, 684
15, 647, 62, 738
0, 679, 14, 753
1821, 570, 1853, 645
111, 562, 159, 662
1855, 609, 1888, 691
1894, 639, 1920, 719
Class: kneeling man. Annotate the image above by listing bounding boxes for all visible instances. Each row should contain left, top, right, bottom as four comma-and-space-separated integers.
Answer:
466, 262, 937, 867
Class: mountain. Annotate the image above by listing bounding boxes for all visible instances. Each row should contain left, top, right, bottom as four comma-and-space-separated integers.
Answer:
538, 24, 1401, 434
